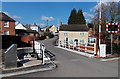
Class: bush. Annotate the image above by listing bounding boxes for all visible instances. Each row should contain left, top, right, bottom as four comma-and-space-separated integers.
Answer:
113, 44, 120, 55
107, 43, 120, 55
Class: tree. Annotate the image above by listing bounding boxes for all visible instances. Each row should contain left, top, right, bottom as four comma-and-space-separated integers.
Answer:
68, 8, 77, 24
87, 23, 93, 28
91, 1, 119, 43
91, 1, 119, 32
68, 9, 86, 24
76, 9, 86, 24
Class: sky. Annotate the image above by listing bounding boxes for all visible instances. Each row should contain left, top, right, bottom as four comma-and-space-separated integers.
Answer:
2, 2, 98, 28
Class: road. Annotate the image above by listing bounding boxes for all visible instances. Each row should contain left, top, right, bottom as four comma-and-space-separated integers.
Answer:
14, 36, 118, 77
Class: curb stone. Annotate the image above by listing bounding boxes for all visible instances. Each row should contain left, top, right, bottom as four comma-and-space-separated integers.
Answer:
56, 46, 94, 58
100, 57, 120, 61
1, 62, 57, 77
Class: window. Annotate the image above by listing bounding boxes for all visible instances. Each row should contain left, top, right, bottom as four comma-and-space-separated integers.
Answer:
4, 21, 9, 27
4, 31, 9, 35
64, 40, 66, 43
69, 40, 73, 44
80, 33, 84, 36
64, 32, 68, 36
80, 40, 84, 44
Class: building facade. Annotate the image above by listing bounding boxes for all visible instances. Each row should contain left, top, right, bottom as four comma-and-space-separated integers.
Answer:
0, 12, 16, 35
59, 24, 88, 46
30, 24, 40, 32
41, 25, 57, 33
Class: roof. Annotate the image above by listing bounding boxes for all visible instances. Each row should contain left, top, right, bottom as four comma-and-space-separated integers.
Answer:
24, 24, 32, 30
42, 25, 54, 29
15, 23, 27, 30
59, 24, 88, 31
0, 12, 15, 22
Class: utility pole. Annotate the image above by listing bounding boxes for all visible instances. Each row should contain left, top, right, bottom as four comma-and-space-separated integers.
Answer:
98, 0, 102, 56
46, 20, 48, 26
99, 0, 102, 46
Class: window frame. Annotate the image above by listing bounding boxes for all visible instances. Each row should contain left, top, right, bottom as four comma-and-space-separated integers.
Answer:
4, 21, 9, 27
4, 30, 9, 35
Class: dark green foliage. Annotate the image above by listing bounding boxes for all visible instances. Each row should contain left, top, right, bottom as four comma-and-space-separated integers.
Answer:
68, 8, 86, 24
87, 23, 93, 28
68, 8, 77, 24
76, 9, 86, 24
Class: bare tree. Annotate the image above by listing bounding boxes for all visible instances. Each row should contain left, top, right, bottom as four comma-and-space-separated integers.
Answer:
91, 1, 119, 43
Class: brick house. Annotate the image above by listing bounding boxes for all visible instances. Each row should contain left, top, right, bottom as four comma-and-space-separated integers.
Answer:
0, 12, 16, 35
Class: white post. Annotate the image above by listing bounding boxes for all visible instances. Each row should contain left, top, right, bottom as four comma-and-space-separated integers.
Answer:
42, 44, 45, 65
85, 44, 87, 53
99, 0, 102, 56
94, 43, 96, 55
111, 34, 113, 54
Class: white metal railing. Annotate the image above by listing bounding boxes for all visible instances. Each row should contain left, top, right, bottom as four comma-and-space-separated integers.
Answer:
59, 41, 96, 55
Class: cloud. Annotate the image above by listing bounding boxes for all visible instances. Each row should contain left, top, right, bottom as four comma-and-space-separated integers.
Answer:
83, 12, 94, 18
41, 16, 55, 21
38, 24, 45, 26
85, 19, 92, 23
13, 16, 21, 19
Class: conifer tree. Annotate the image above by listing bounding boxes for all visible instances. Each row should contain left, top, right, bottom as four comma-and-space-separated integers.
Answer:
77, 9, 86, 24
68, 8, 77, 24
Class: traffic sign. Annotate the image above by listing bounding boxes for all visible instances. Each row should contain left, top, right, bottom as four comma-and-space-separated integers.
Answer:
106, 23, 120, 33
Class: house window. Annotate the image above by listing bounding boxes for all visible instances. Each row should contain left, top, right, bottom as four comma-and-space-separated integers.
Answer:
80, 33, 84, 36
4, 21, 9, 27
64, 32, 68, 36
64, 40, 66, 44
69, 40, 73, 44
4, 31, 9, 35
80, 40, 84, 44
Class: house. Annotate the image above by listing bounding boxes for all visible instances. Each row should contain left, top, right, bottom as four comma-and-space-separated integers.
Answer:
88, 28, 96, 44
15, 22, 27, 36
0, 12, 16, 35
59, 24, 88, 46
41, 25, 57, 34
15, 22, 27, 30
29, 24, 40, 32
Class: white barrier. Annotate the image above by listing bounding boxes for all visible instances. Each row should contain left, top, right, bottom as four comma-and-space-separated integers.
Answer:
59, 41, 97, 55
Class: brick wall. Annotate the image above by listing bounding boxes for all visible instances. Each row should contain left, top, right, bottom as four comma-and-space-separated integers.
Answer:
0, 21, 16, 35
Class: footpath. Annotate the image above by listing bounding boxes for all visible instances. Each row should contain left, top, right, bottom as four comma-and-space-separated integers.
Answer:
0, 55, 57, 77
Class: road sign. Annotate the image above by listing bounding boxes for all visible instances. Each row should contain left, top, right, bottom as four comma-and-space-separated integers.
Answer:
106, 23, 120, 33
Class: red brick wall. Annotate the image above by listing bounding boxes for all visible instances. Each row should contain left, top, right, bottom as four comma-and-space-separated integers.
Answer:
0, 21, 15, 35
21, 35, 33, 43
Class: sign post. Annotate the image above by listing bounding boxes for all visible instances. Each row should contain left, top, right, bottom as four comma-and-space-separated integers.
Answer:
111, 34, 113, 55
106, 23, 120, 54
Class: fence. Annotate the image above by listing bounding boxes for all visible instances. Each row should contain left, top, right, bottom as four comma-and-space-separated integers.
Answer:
34, 41, 55, 64
2, 35, 30, 49
59, 42, 97, 55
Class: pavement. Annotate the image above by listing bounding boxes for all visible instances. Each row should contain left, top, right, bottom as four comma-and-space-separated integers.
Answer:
57, 46, 94, 58
57, 46, 120, 62
1, 52, 57, 77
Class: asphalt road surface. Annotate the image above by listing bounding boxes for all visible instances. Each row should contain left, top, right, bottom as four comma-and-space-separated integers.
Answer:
14, 36, 118, 77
